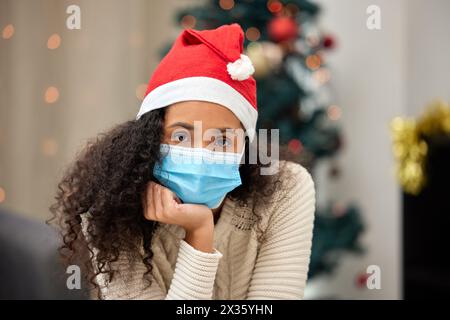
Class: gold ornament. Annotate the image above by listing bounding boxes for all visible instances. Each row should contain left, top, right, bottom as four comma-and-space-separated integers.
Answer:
245, 42, 283, 79
390, 100, 450, 195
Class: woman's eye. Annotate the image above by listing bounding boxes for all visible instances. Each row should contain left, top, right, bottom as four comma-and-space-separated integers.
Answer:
172, 131, 190, 143
214, 136, 232, 148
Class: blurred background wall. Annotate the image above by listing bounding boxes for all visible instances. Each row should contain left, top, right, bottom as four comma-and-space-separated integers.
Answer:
305, 0, 450, 299
405, 0, 450, 116
1, 0, 449, 299
0, 0, 203, 221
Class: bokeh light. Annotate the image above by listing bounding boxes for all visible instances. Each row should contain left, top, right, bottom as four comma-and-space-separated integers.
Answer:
41, 138, 58, 157
135, 83, 147, 101
181, 15, 197, 29
306, 54, 321, 70
288, 138, 303, 155
219, 0, 235, 10
47, 33, 61, 50
306, 35, 321, 47
267, 0, 283, 14
328, 104, 342, 121
313, 68, 331, 85
2, 24, 14, 39
245, 27, 261, 42
285, 3, 300, 16
44, 86, 59, 104
0, 187, 5, 204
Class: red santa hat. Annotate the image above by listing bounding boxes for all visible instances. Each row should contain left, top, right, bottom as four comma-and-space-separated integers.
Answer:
136, 23, 258, 142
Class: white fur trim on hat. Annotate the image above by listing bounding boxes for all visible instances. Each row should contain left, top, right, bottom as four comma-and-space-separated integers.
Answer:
136, 76, 258, 142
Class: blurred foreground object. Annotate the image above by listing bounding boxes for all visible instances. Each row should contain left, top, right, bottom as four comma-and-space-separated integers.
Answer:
0, 208, 89, 299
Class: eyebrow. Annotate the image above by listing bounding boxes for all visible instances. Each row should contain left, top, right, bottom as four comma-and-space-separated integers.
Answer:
168, 122, 195, 130
167, 122, 235, 133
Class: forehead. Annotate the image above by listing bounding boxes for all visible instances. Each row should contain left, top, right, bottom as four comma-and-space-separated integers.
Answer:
165, 101, 242, 129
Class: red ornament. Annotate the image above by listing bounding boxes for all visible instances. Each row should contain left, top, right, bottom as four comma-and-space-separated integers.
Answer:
355, 272, 369, 289
322, 35, 335, 49
288, 139, 303, 155
267, 17, 299, 43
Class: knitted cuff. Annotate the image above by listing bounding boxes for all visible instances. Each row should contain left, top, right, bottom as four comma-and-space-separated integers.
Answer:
166, 239, 223, 300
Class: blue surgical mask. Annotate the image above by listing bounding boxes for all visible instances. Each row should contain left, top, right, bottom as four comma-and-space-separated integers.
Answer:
153, 144, 244, 209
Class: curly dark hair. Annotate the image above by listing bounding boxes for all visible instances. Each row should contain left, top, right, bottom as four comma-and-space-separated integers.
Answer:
48, 108, 294, 299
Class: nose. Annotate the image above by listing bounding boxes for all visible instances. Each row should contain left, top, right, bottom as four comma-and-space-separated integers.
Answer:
191, 135, 209, 149
192, 129, 218, 150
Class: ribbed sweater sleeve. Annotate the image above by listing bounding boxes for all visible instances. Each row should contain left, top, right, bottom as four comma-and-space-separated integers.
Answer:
165, 239, 223, 299
246, 163, 316, 299
96, 239, 223, 300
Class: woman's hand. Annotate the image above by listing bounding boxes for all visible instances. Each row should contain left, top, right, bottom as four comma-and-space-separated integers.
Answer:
143, 182, 215, 253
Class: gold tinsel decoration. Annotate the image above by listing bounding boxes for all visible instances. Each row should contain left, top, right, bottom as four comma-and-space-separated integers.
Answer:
390, 100, 450, 195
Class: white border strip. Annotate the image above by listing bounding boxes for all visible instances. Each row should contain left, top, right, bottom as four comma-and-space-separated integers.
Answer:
136, 76, 258, 141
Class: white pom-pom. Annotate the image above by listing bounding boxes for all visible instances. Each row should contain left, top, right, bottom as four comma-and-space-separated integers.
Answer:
227, 54, 255, 81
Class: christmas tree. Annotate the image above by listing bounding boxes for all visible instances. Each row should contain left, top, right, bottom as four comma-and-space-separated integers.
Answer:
166, 0, 364, 279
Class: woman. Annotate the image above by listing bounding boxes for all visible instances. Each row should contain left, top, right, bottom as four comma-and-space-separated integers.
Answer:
50, 23, 316, 300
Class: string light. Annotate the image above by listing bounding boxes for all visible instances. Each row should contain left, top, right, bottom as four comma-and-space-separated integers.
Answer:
305, 54, 321, 70
219, 0, 235, 10
245, 27, 260, 42
285, 3, 300, 16
327, 105, 341, 121
288, 139, 303, 155
41, 138, 58, 156
313, 68, 331, 85
332, 201, 347, 217
306, 35, 320, 47
47, 33, 61, 50
0, 187, 5, 204
181, 15, 196, 29
44, 86, 59, 104
135, 83, 147, 101
267, 0, 283, 13
2, 24, 14, 39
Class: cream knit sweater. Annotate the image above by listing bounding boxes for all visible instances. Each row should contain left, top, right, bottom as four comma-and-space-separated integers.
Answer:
91, 160, 315, 300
